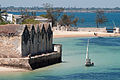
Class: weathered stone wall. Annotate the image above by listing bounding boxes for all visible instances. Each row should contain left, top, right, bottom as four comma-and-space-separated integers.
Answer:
22, 40, 30, 57
77, 27, 107, 32
0, 58, 31, 70
0, 23, 55, 70
0, 44, 62, 70
0, 24, 50, 58
29, 51, 61, 70
43, 33, 47, 53
21, 24, 53, 57
21, 26, 30, 57
0, 36, 22, 58
53, 26, 107, 33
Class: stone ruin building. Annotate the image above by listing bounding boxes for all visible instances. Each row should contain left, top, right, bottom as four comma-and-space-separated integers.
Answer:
0, 24, 62, 70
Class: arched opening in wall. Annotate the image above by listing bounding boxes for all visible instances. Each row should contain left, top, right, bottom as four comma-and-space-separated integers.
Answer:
36, 25, 42, 54
31, 25, 35, 44
48, 24, 53, 52
30, 25, 37, 56
41, 24, 47, 53
22, 25, 30, 57
47, 24, 53, 52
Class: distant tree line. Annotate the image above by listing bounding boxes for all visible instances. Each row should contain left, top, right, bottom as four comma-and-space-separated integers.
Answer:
41, 3, 79, 27
96, 10, 108, 28
41, 3, 108, 28
0, 5, 108, 28
1, 6, 120, 11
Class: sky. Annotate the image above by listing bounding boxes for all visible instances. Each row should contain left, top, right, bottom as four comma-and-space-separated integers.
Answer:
0, 0, 120, 8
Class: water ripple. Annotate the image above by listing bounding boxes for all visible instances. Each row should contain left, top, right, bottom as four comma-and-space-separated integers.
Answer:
35, 72, 120, 80
75, 37, 120, 46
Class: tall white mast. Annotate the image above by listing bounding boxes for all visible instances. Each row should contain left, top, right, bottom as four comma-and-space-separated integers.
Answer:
112, 20, 116, 27
86, 39, 89, 59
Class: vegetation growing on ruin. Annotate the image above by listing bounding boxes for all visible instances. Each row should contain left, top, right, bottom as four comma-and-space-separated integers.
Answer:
22, 18, 41, 24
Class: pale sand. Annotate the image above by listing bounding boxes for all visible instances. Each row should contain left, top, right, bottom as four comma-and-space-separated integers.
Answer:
0, 67, 28, 72
53, 31, 120, 38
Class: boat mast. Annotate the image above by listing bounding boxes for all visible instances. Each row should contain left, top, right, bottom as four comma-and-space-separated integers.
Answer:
86, 39, 89, 59
112, 20, 116, 27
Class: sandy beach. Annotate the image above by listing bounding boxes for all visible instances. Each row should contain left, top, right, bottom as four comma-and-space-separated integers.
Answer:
53, 31, 120, 38
0, 67, 28, 72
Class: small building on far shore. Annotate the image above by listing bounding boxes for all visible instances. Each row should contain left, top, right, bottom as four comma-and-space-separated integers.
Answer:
113, 27, 120, 33
13, 15, 23, 24
2, 14, 13, 23
53, 24, 107, 32
35, 16, 50, 22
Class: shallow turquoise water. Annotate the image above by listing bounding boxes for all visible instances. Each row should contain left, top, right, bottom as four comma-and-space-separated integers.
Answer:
0, 37, 120, 80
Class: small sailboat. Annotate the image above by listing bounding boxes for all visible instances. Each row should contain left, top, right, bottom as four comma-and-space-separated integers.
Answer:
85, 39, 94, 67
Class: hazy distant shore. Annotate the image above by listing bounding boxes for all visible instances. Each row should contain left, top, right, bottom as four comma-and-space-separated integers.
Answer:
6, 10, 120, 13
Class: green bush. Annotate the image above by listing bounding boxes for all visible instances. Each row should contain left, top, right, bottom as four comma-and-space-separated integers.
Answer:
0, 21, 9, 25
22, 19, 41, 24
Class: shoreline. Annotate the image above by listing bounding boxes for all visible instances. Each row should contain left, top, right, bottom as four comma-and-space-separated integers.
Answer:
0, 31, 120, 72
0, 66, 28, 72
53, 31, 120, 38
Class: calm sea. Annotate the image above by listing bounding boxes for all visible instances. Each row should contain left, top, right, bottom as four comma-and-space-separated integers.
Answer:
0, 37, 120, 80
8, 12, 120, 28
